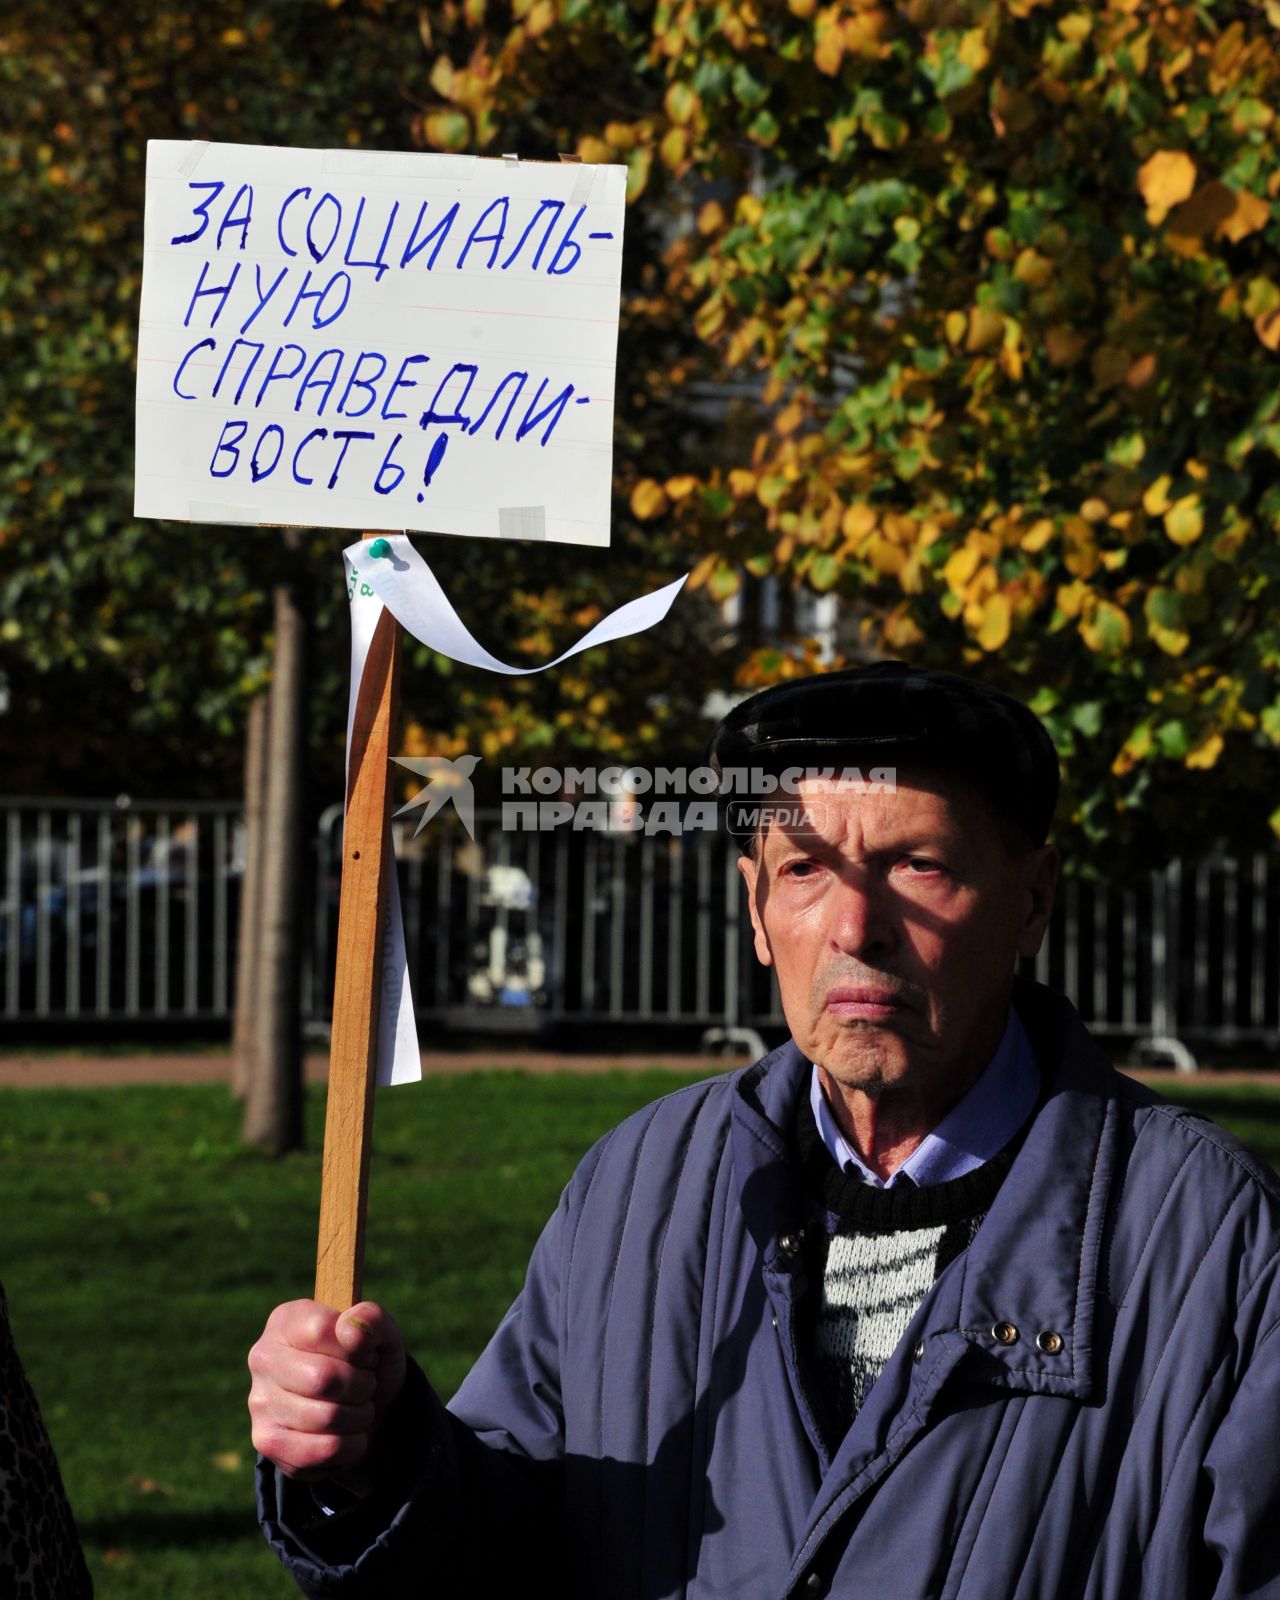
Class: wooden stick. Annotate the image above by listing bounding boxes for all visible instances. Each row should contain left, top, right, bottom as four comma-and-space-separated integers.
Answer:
314, 538, 402, 1310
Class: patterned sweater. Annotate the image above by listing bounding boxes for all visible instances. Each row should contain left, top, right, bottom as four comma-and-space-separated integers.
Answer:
793, 1095, 1020, 1442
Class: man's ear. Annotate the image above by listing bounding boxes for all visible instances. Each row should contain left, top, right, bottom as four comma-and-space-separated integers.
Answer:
1016, 844, 1060, 959
737, 853, 774, 969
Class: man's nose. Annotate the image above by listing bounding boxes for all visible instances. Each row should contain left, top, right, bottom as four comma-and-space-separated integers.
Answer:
828, 873, 895, 959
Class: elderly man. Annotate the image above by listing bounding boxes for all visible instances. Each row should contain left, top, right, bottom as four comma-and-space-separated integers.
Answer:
250, 663, 1280, 1599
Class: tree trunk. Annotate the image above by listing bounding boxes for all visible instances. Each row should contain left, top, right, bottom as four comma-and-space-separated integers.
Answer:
243, 546, 309, 1154
231, 691, 269, 1101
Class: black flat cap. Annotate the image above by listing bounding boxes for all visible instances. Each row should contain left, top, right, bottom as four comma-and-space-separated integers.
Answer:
708, 661, 1060, 846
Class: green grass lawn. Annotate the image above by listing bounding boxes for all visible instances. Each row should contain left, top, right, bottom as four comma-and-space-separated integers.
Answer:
1, 1069, 1277, 1598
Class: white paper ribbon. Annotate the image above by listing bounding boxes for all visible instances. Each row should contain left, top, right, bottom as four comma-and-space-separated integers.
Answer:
342, 535, 688, 1086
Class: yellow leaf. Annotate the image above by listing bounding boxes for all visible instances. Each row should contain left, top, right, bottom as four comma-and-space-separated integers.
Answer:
881, 607, 925, 650
1012, 248, 1052, 288
630, 479, 668, 520
841, 503, 877, 541
1062, 515, 1100, 578
1254, 309, 1280, 350
1164, 496, 1204, 546
664, 82, 700, 126
944, 310, 968, 346
1055, 579, 1089, 620
424, 110, 471, 152
944, 545, 981, 595
814, 26, 845, 75
1020, 517, 1055, 553
844, 6, 893, 55
966, 306, 1005, 352
958, 27, 991, 73
625, 146, 652, 202
975, 592, 1011, 651
1137, 149, 1196, 224
1142, 474, 1173, 516
604, 120, 637, 152
1220, 188, 1273, 243
1112, 722, 1153, 777
686, 554, 718, 590
697, 201, 724, 235
866, 536, 905, 577
1185, 732, 1223, 770
664, 475, 697, 500
776, 401, 805, 435
659, 127, 688, 170
1150, 623, 1190, 657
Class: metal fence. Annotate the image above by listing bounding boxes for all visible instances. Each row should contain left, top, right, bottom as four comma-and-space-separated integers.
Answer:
4, 796, 1280, 1066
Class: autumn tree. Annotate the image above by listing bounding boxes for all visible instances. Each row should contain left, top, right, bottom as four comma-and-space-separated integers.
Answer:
416, 0, 1280, 873
4, 0, 1279, 891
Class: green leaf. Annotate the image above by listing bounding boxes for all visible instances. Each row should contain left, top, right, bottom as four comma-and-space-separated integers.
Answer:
1156, 721, 1189, 759
808, 553, 841, 592
1071, 702, 1104, 737
748, 109, 779, 146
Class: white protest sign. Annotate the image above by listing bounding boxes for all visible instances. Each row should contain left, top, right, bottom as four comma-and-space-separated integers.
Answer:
135, 141, 627, 545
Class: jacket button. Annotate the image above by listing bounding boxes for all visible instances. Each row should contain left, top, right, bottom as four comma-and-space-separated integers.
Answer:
991, 1321, 1019, 1346
913, 1340, 925, 1363
779, 1233, 801, 1257
1036, 1330, 1064, 1354
803, 1573, 824, 1596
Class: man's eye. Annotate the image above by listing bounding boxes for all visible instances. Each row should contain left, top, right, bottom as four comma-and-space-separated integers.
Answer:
904, 857, 943, 874
782, 859, 819, 878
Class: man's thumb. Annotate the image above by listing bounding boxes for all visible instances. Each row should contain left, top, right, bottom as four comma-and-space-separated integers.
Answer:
333, 1302, 397, 1370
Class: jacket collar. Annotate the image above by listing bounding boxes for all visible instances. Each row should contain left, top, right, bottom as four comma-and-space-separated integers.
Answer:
729, 979, 1123, 1400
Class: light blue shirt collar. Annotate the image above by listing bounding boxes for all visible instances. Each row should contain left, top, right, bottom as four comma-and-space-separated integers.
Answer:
809, 1006, 1039, 1189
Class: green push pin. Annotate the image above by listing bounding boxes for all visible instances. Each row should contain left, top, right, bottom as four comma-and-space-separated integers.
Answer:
368, 537, 393, 559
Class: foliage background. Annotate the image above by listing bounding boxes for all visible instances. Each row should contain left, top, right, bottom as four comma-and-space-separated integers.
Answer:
3, 0, 1280, 874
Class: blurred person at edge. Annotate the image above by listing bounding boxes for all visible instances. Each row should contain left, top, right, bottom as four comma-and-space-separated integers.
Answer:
249, 663, 1280, 1599
1, 1280, 92, 1595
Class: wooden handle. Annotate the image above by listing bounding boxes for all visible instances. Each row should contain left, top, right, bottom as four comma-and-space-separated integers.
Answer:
314, 549, 401, 1310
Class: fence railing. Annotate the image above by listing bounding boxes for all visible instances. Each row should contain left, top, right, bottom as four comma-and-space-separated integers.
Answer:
4, 797, 1279, 1066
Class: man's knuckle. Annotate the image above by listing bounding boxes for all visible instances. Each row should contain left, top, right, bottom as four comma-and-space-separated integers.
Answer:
300, 1307, 335, 1349
253, 1420, 288, 1461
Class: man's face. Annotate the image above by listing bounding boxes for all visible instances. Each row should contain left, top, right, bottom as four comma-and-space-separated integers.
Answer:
737, 770, 1058, 1102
